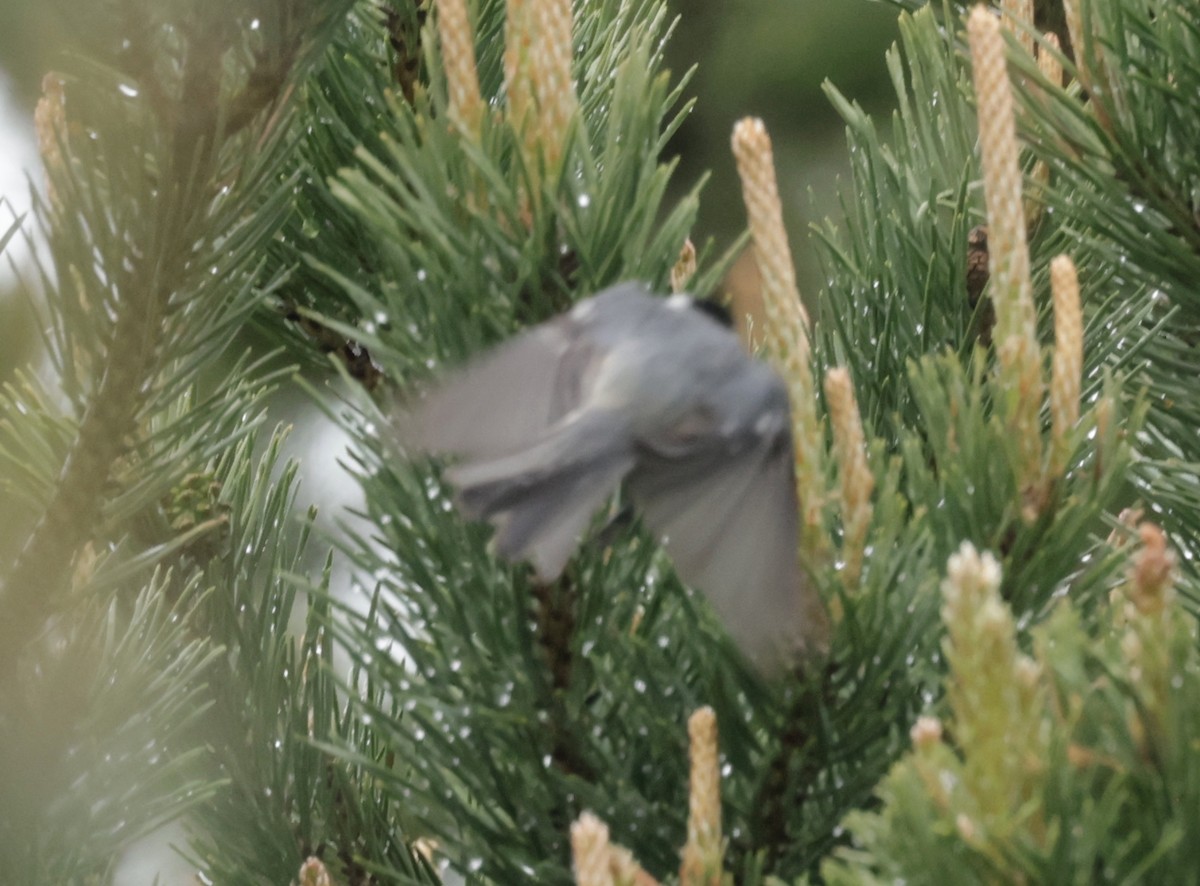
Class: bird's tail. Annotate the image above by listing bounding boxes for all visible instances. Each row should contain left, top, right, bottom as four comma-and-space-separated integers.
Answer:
445, 411, 633, 580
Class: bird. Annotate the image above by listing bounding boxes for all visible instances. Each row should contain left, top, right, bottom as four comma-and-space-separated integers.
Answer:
398, 281, 828, 673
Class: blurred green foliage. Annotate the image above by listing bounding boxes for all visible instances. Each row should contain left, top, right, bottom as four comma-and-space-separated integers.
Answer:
0, 0, 898, 286
667, 0, 899, 261
5, 0, 1200, 881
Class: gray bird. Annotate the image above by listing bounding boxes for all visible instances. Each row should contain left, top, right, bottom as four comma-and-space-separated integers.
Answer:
400, 282, 828, 673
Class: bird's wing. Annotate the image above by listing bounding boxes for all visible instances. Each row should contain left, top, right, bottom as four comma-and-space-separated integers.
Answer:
628, 436, 828, 672
397, 316, 596, 460
444, 408, 636, 581
484, 444, 634, 580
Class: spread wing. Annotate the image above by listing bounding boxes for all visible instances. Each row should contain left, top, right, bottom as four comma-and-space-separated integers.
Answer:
396, 317, 597, 460
627, 433, 827, 673
396, 284, 663, 461
445, 410, 635, 580
395, 306, 630, 581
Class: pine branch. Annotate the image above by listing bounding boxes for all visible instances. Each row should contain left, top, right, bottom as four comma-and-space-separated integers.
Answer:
1007, 0, 1200, 591
0, 0, 352, 679
0, 570, 222, 878
823, 527, 1200, 883
283, 1, 1149, 880
183, 428, 438, 885
0, 2, 380, 880
34, 0, 1178, 881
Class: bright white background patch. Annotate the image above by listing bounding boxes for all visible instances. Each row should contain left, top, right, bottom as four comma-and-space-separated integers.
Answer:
0, 73, 39, 285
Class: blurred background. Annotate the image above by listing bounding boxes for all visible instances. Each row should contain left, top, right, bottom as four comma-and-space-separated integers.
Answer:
0, 0, 901, 590
0, 1, 898, 881
0, 0, 900, 378
666, 0, 898, 294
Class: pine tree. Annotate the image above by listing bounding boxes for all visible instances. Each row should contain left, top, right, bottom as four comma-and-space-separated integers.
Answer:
1, 0, 1198, 884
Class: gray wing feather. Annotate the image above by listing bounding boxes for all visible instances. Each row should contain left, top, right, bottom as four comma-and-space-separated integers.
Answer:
445, 410, 635, 581
489, 448, 634, 579
399, 320, 591, 459
629, 441, 827, 672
